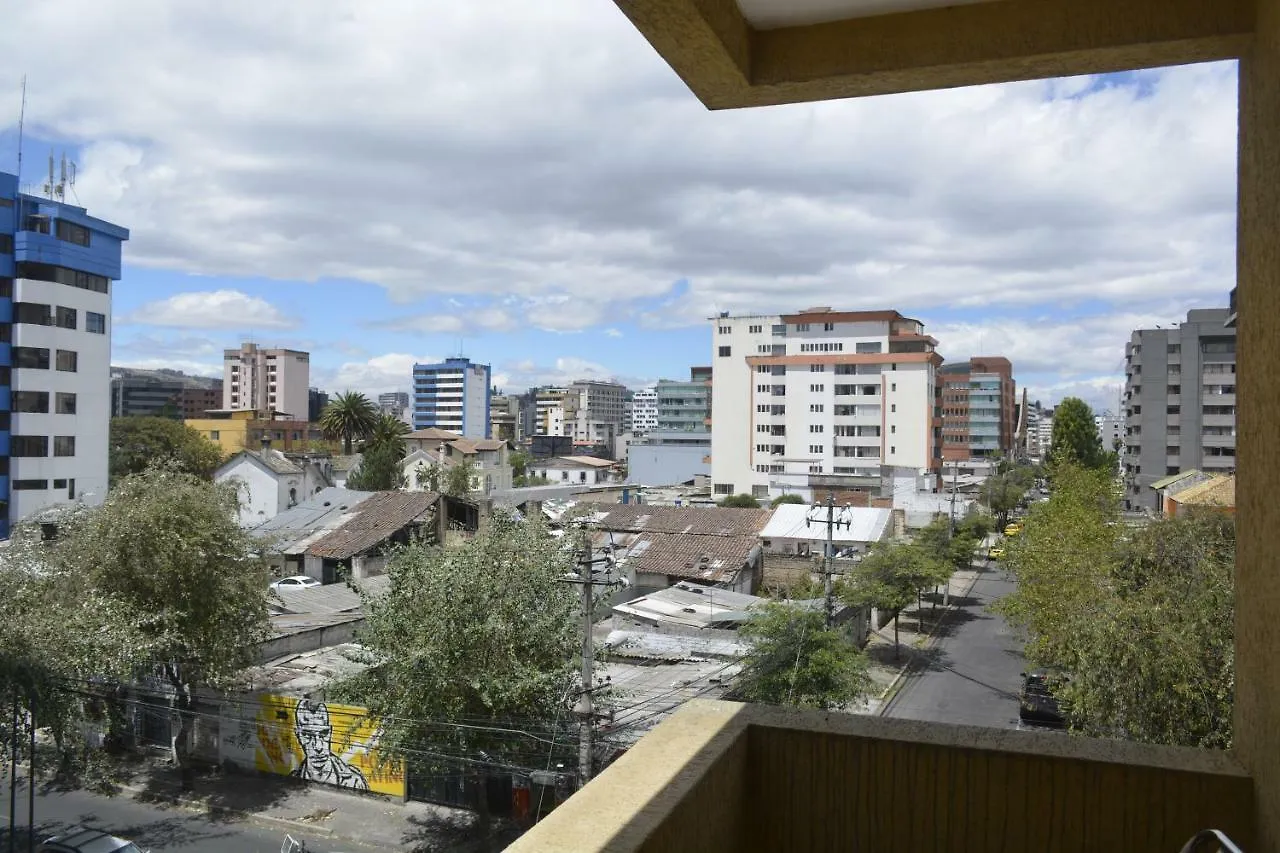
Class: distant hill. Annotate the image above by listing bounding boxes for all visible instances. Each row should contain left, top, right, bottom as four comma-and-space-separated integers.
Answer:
110, 366, 222, 390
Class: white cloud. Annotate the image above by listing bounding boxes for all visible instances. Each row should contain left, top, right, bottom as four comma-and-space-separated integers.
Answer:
121, 290, 297, 330
315, 353, 441, 397
0, 2, 1236, 339
603, 328, 623, 338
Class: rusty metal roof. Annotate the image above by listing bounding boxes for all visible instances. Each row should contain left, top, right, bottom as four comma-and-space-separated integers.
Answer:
306, 490, 440, 560
586, 503, 771, 537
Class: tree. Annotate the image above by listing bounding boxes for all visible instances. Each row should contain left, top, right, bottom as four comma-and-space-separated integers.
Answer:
510, 450, 532, 481
1057, 510, 1234, 748
109, 417, 224, 484
1049, 397, 1110, 471
44, 468, 272, 784
994, 462, 1121, 667
412, 457, 479, 497
365, 413, 410, 458
335, 511, 578, 841
320, 391, 378, 454
842, 541, 950, 657
771, 494, 806, 508
978, 464, 1035, 529
732, 602, 871, 710
720, 493, 761, 508
348, 442, 408, 491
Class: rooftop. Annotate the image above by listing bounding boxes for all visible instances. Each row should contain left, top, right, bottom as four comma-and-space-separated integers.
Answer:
307, 490, 441, 560
532, 455, 616, 469
760, 504, 893, 543
1173, 475, 1236, 508
613, 582, 764, 630
222, 448, 304, 476
586, 503, 772, 537
618, 531, 760, 584
251, 487, 375, 555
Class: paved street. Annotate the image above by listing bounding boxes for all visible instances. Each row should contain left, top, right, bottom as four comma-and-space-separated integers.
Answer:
0, 776, 360, 853
882, 565, 1026, 728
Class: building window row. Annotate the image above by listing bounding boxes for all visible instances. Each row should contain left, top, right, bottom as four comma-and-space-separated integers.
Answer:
799, 343, 844, 352
15, 262, 109, 294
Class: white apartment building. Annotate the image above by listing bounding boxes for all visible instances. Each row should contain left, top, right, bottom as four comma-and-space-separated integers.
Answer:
223, 343, 311, 420
1095, 412, 1124, 454
411, 358, 491, 438
630, 387, 659, 434
566, 380, 627, 445
535, 388, 569, 435
711, 307, 941, 502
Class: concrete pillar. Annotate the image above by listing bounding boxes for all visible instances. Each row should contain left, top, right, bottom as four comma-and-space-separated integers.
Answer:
1235, 0, 1280, 846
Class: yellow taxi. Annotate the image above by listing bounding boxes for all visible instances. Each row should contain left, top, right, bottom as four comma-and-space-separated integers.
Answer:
989, 546, 1006, 560
1004, 523, 1023, 537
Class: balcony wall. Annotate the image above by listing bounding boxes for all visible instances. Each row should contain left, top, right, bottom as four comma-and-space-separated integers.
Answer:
510, 700, 1253, 853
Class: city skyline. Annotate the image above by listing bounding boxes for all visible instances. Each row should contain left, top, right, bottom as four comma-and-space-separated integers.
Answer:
1, 2, 1237, 415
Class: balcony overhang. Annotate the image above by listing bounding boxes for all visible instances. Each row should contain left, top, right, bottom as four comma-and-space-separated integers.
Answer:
510, 699, 1253, 852
613, 0, 1253, 109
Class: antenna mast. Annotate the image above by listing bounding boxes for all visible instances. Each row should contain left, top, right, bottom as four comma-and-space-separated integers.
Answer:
15, 76, 26, 192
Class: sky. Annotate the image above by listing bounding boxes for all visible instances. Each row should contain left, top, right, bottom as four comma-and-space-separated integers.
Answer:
0, 2, 1238, 414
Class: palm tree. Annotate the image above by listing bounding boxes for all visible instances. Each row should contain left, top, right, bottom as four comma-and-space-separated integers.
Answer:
319, 391, 378, 454
366, 413, 410, 459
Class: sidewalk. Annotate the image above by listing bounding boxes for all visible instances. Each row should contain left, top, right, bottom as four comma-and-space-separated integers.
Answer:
856, 537, 997, 715
92, 755, 490, 852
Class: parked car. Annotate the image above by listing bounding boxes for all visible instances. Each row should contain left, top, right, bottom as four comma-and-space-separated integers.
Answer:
1018, 670, 1067, 729
270, 575, 322, 591
39, 828, 146, 853
989, 546, 1006, 560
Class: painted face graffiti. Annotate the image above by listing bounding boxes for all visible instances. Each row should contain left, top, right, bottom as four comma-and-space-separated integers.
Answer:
291, 699, 369, 791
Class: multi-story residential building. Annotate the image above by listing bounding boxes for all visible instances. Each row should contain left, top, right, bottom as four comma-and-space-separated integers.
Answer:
711, 307, 941, 502
657, 371, 712, 432
411, 357, 491, 438
564, 380, 627, 446
630, 387, 659, 434
1, 171, 129, 535
939, 357, 1016, 462
110, 367, 221, 419
534, 387, 569, 436
1095, 412, 1124, 454
1123, 307, 1236, 512
490, 395, 522, 442
308, 387, 330, 422
223, 342, 310, 420
377, 391, 409, 419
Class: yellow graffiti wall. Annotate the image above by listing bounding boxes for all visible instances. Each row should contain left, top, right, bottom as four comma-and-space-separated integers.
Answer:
222, 694, 404, 798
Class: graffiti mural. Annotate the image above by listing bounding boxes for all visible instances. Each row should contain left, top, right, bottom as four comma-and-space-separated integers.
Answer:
220, 694, 404, 797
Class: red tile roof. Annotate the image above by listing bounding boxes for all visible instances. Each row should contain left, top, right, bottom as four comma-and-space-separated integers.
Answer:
585, 503, 771, 537
622, 532, 759, 584
306, 491, 440, 560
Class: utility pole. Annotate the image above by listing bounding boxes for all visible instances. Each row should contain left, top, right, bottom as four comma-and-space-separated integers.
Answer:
565, 526, 622, 788
949, 460, 959, 535
806, 493, 851, 630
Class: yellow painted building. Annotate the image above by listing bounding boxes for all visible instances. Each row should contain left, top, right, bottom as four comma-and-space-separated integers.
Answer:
185, 409, 329, 455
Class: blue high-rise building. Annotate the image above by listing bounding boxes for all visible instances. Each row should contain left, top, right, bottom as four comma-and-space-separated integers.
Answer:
0, 171, 129, 538
411, 357, 491, 438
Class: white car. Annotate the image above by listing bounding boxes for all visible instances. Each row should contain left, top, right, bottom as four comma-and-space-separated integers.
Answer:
39, 828, 145, 853
270, 575, 322, 592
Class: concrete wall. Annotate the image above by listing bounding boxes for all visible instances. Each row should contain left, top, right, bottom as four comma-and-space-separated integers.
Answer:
257, 616, 364, 662
628, 440, 710, 487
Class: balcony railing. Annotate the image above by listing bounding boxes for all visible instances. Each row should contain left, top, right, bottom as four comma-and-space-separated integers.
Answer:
509, 700, 1254, 853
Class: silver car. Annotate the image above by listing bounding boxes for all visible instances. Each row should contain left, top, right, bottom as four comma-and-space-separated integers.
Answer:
37, 828, 145, 853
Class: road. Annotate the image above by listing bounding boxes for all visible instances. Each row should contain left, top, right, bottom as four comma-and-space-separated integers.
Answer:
0, 776, 349, 853
882, 565, 1026, 728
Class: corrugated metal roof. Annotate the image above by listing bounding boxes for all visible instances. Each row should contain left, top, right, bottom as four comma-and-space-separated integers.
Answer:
588, 503, 771, 536
613, 583, 763, 628
306, 491, 440, 560
251, 487, 375, 554
760, 504, 893, 543
1151, 470, 1200, 490
272, 573, 391, 615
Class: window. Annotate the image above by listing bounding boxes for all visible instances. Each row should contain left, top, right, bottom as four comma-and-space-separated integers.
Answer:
0, 279, 10, 298
12, 391, 49, 413
55, 220, 91, 247
1168, 385, 1181, 395
56, 350, 77, 372
24, 215, 49, 234
748, 324, 763, 333
855, 342, 882, 354
210, 430, 220, 440
1168, 344, 1181, 354
810, 364, 825, 372
890, 446, 896, 455
891, 404, 897, 413
0, 234, 12, 254
823, 322, 834, 331
718, 325, 732, 334
809, 424, 824, 433
0, 197, 11, 208
718, 346, 731, 357
810, 444, 824, 453
11, 480, 47, 491
1167, 405, 1180, 415
810, 384, 824, 392
53, 479, 67, 489
12, 347, 49, 369
14, 302, 52, 326
795, 323, 810, 332
891, 383, 897, 392
14, 262, 109, 294
891, 425, 896, 434
54, 436, 75, 457
55, 306, 76, 330
55, 393, 76, 414
11, 435, 48, 457
809, 404, 824, 412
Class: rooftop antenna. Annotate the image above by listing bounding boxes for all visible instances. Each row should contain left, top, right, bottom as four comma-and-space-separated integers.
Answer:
15, 76, 26, 196
43, 150, 73, 201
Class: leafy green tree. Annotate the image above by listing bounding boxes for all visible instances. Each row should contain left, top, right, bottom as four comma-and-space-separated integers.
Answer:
842, 541, 950, 657
365, 413, 410, 458
720, 493, 761, 508
348, 442, 408, 491
1057, 509, 1233, 748
44, 468, 273, 782
732, 602, 871, 710
771, 494, 806, 508
109, 417, 224, 484
978, 464, 1035, 529
510, 449, 532, 481
336, 511, 578, 836
411, 457, 479, 497
1049, 397, 1110, 471
320, 391, 378, 454
995, 462, 1121, 667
